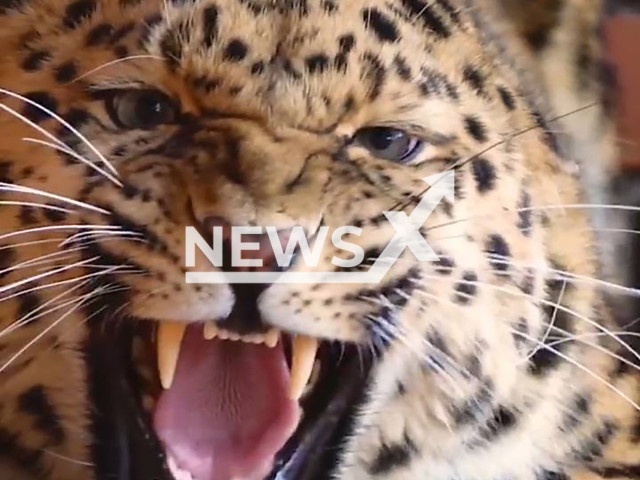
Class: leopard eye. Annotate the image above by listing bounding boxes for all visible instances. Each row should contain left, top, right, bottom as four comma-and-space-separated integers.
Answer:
355, 127, 422, 163
106, 89, 177, 129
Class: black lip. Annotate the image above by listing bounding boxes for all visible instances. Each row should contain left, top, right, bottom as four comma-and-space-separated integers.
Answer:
87, 320, 173, 480
269, 344, 372, 480
86, 315, 371, 480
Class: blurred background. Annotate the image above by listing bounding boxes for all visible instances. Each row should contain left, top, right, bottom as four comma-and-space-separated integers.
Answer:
605, 1, 640, 324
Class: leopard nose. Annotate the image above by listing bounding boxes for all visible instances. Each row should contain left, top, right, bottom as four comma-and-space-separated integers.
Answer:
200, 216, 293, 273
200, 216, 294, 334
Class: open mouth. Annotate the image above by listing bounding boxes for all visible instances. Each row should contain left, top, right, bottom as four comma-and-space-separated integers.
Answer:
87, 306, 372, 480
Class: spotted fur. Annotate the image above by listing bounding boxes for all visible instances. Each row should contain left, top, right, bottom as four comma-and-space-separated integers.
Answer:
0, 0, 635, 479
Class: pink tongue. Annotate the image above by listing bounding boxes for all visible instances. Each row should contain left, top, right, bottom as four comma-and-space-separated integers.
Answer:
153, 326, 300, 480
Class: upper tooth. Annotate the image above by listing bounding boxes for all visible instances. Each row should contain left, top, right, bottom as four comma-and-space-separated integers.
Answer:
158, 322, 187, 390
204, 322, 218, 340
266, 329, 279, 348
288, 335, 319, 400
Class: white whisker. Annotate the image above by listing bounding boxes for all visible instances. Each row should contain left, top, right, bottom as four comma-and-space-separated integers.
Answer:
22, 137, 122, 187
0, 88, 119, 177
0, 224, 120, 243
0, 201, 75, 214
0, 182, 109, 215
42, 449, 95, 468
0, 265, 129, 305
512, 329, 640, 413
72, 55, 164, 83
0, 288, 108, 374
0, 256, 99, 295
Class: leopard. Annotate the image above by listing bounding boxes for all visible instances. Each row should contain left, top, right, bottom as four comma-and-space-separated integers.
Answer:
0, 0, 636, 479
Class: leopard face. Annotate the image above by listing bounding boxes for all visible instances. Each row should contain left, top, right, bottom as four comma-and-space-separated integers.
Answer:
0, 1, 633, 480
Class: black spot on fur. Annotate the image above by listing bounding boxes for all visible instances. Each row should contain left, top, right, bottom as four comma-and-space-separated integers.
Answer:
393, 54, 411, 80
480, 406, 518, 440
472, 157, 496, 193
424, 331, 451, 371
43, 205, 68, 222
0, 247, 15, 279
63, 108, 91, 129
434, 253, 455, 275
575, 421, 617, 463
537, 470, 570, 480
0, 428, 44, 477
362, 8, 401, 43
593, 465, 640, 478
160, 30, 182, 68
18, 385, 65, 444
18, 205, 37, 225
0, 161, 12, 183
202, 5, 219, 48
528, 272, 575, 376
368, 434, 418, 475
86, 23, 115, 46
464, 115, 487, 143
22, 91, 58, 123
517, 189, 532, 235
21, 50, 51, 71
282, 58, 302, 80
434, 0, 460, 24
17, 291, 41, 321
400, 0, 449, 38
362, 52, 386, 100
305, 54, 330, 74
452, 379, 494, 425
339, 34, 356, 52
110, 22, 136, 44
250, 61, 265, 75
562, 393, 592, 430
419, 68, 459, 99
497, 86, 516, 110
531, 110, 560, 155
463, 65, 486, 96
485, 234, 511, 273
62, 0, 97, 29
321, 0, 337, 14
54, 61, 78, 83
453, 271, 478, 304
223, 39, 248, 62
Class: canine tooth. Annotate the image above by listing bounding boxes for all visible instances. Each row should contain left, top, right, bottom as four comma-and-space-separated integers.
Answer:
302, 360, 321, 397
204, 322, 218, 340
265, 329, 279, 348
157, 322, 187, 390
288, 336, 319, 400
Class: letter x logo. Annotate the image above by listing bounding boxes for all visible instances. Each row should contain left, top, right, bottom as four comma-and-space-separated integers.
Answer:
367, 171, 455, 279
